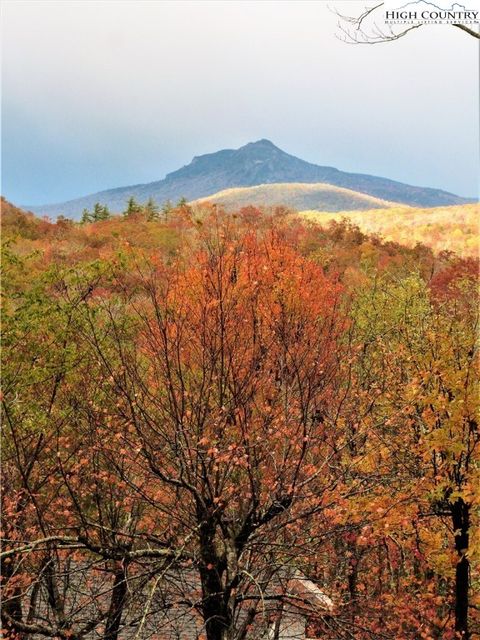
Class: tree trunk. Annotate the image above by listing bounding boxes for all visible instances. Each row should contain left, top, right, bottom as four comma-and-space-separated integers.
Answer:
105, 561, 129, 640
346, 538, 358, 637
1, 558, 24, 639
197, 505, 231, 640
200, 564, 230, 640
451, 498, 470, 639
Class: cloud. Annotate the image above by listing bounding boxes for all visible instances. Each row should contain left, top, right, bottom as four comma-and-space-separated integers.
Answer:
2, 0, 478, 203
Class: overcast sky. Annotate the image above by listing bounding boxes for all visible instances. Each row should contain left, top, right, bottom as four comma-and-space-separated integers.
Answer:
2, 0, 478, 205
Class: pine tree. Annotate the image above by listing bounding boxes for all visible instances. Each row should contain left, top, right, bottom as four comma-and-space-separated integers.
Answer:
144, 197, 160, 221
162, 200, 173, 221
100, 204, 111, 220
123, 197, 141, 217
80, 208, 92, 224
92, 203, 111, 222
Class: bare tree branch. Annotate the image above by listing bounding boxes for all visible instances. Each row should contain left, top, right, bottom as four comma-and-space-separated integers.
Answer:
453, 23, 480, 39
331, 2, 480, 43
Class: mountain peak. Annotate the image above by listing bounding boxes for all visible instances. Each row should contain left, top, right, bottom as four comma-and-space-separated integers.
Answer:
27, 139, 473, 218
240, 139, 283, 155
244, 139, 278, 148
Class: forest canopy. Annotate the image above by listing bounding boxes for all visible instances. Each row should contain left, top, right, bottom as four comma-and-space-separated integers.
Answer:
1, 198, 479, 640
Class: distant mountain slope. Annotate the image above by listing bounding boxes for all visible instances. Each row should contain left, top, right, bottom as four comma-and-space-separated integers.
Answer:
194, 182, 402, 212
27, 139, 474, 219
300, 203, 480, 257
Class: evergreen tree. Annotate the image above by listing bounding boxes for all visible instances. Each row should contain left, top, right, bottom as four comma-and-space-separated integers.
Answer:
162, 200, 173, 221
123, 196, 141, 217
80, 208, 92, 224
144, 197, 160, 221
101, 204, 111, 220
92, 203, 111, 222
177, 196, 188, 207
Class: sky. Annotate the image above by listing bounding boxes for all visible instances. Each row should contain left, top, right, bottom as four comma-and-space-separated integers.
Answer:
1, 0, 479, 206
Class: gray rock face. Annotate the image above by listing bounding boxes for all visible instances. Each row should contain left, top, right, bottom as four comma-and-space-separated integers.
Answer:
27, 139, 473, 219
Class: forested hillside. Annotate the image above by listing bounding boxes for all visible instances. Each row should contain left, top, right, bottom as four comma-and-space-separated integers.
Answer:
2, 199, 479, 640
301, 203, 480, 257
194, 182, 401, 212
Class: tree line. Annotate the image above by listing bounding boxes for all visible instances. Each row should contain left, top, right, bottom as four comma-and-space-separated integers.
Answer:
79, 196, 188, 224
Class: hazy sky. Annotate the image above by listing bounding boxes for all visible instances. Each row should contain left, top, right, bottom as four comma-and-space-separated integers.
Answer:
2, 0, 479, 205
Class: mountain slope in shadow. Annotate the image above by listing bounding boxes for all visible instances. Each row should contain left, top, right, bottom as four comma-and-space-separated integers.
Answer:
28, 139, 474, 218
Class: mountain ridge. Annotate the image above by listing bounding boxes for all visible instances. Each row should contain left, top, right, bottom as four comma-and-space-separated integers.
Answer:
193, 182, 403, 212
26, 139, 475, 218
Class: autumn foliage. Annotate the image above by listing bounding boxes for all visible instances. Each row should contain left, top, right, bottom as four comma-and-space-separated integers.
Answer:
1, 199, 479, 639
